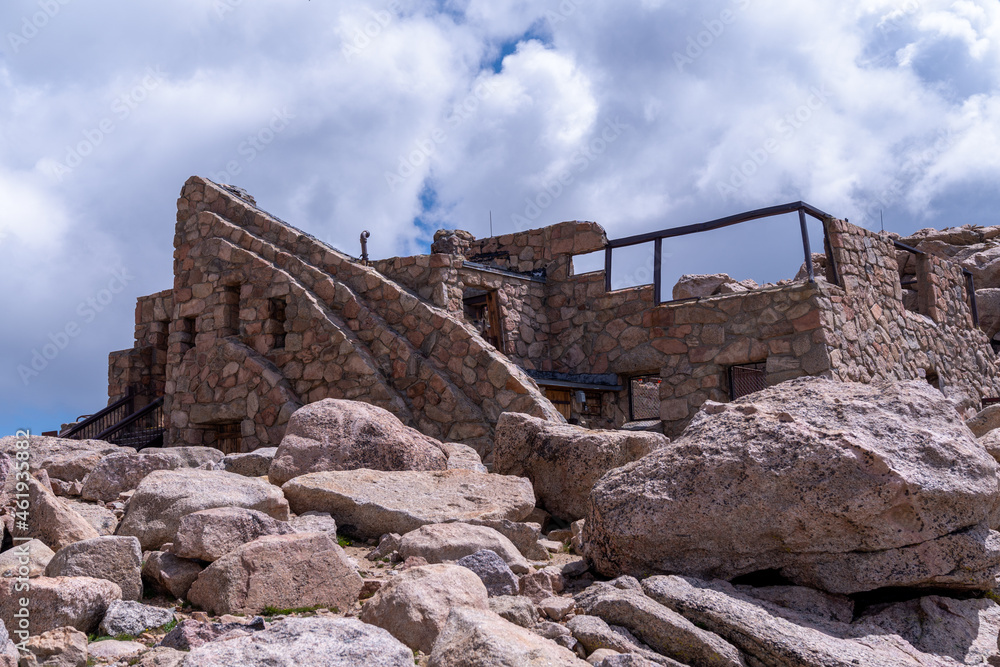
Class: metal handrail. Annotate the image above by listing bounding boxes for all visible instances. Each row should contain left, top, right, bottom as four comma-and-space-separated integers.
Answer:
61, 387, 135, 439
603, 202, 840, 304
96, 396, 164, 441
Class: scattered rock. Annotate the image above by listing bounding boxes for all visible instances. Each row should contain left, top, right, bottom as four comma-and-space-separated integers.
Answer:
159, 617, 264, 651
366, 533, 402, 561
187, 532, 362, 615
173, 507, 292, 562
736, 584, 853, 624
671, 273, 731, 300
520, 567, 565, 604
541, 596, 576, 621
116, 469, 289, 550
177, 617, 414, 667
489, 595, 538, 628
267, 399, 449, 486
398, 522, 530, 574
428, 607, 589, 667
585, 378, 1000, 593
16, 626, 88, 667
440, 442, 488, 473
969, 403, 1000, 438
286, 511, 338, 536
130, 646, 186, 667
99, 600, 175, 636
0, 539, 54, 578
21, 475, 100, 551
64, 500, 118, 535
455, 549, 519, 597
218, 447, 277, 477
80, 447, 223, 502
359, 563, 489, 653
44, 535, 143, 601
0, 436, 132, 484
574, 581, 743, 667
141, 551, 204, 601
494, 412, 665, 522
0, 576, 121, 635
282, 469, 535, 540
88, 639, 146, 662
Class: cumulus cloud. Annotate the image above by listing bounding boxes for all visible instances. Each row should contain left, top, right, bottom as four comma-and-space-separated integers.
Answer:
1, 0, 999, 433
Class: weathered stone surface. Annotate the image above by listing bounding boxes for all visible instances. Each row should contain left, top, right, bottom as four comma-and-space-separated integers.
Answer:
359, 563, 489, 653
80, 447, 224, 502
178, 617, 414, 667
428, 607, 589, 667
574, 581, 743, 667
64, 500, 118, 535
282, 469, 535, 540
671, 273, 732, 300
17, 626, 88, 667
0, 436, 133, 483
287, 511, 338, 536
44, 535, 142, 601
982, 429, 1000, 465
585, 378, 1000, 593
173, 507, 292, 562
494, 412, 665, 521
21, 476, 100, 551
735, 585, 853, 624
399, 523, 530, 574
219, 447, 277, 477
0, 576, 121, 635
968, 403, 1000, 438
159, 617, 264, 651
131, 646, 186, 667
88, 639, 146, 661
116, 469, 289, 550
456, 549, 519, 597
566, 615, 650, 658
489, 595, 538, 628
467, 517, 548, 560
187, 532, 362, 615
0, 539, 53, 578
99, 600, 175, 637
520, 567, 565, 604
142, 551, 203, 600
441, 442, 488, 473
975, 288, 1000, 341
268, 399, 448, 486
642, 574, 1000, 666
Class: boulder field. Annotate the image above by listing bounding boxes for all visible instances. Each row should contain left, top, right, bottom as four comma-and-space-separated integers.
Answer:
2, 381, 1000, 665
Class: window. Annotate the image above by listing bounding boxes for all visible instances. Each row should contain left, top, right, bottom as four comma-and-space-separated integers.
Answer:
728, 362, 767, 400
177, 317, 196, 354
268, 297, 287, 349
629, 375, 661, 421
580, 391, 602, 416
215, 422, 242, 455
463, 290, 505, 353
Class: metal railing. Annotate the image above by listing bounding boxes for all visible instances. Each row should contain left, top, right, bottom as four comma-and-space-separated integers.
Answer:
100, 397, 165, 450
61, 388, 135, 440
603, 202, 840, 305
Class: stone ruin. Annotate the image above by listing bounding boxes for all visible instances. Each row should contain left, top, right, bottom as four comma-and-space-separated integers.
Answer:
106, 176, 1000, 461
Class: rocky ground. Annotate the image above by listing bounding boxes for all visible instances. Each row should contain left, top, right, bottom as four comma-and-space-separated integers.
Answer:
2, 386, 1000, 665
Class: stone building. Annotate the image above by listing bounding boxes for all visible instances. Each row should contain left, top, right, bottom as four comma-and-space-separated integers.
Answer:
105, 177, 1000, 458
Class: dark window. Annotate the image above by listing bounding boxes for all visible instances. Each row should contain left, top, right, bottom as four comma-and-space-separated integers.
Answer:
268, 297, 287, 349
178, 317, 197, 354
580, 390, 602, 416
629, 375, 661, 421
463, 290, 505, 353
219, 285, 241, 337
728, 362, 767, 400
215, 422, 242, 455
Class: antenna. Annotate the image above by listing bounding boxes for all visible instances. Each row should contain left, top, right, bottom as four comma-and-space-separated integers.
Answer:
880, 209, 884, 232
489, 210, 493, 237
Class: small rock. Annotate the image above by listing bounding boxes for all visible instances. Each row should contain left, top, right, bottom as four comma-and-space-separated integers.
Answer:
173, 507, 292, 562
99, 600, 175, 637
286, 511, 338, 537
399, 522, 530, 574
455, 549, 519, 597
129, 646, 186, 667
17, 626, 88, 667
142, 551, 203, 601
366, 533, 402, 562
541, 596, 577, 621
219, 447, 277, 477
88, 639, 145, 661
0, 576, 121, 635
488, 595, 538, 628
0, 539, 54, 578
520, 567, 565, 603
158, 617, 264, 651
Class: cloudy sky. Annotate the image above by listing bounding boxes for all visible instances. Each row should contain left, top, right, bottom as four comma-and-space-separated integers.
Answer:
2, 0, 999, 436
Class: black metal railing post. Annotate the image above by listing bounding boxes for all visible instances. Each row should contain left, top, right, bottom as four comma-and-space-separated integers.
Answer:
798, 208, 814, 283
604, 245, 613, 292
653, 237, 662, 305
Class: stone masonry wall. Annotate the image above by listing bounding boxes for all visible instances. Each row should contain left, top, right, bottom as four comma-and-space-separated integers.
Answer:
822, 219, 1000, 410
108, 289, 173, 408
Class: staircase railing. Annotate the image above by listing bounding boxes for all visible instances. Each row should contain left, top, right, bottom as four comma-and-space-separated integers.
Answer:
60, 388, 135, 440
98, 396, 165, 450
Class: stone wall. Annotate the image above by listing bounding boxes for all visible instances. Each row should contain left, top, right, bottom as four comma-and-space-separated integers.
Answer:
108, 289, 173, 407
822, 219, 1000, 411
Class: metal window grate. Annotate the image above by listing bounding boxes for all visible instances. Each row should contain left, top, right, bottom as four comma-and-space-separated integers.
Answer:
629, 375, 661, 421
729, 363, 767, 400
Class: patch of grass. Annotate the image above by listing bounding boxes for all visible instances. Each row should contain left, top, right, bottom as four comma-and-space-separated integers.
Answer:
985, 590, 1000, 605
336, 535, 352, 548
262, 604, 333, 616
87, 632, 136, 642
159, 618, 178, 633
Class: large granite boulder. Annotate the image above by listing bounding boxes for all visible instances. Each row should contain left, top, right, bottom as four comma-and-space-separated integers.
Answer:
584, 377, 1000, 594
20, 475, 100, 551
16, 626, 88, 667
142, 551, 204, 600
428, 607, 589, 667
81, 447, 224, 502
0, 539, 54, 578
44, 535, 143, 600
0, 618, 16, 667
173, 507, 292, 562
359, 563, 489, 654
0, 435, 133, 484
116, 469, 289, 550
494, 412, 666, 521
186, 532, 362, 615
398, 522, 530, 574
282, 469, 535, 540
178, 617, 414, 667
0, 576, 121, 635
99, 600, 175, 636
267, 399, 448, 486
218, 447, 277, 477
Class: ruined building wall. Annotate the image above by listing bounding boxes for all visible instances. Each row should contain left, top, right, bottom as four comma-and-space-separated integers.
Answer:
160, 177, 562, 457
108, 289, 173, 408
821, 219, 1000, 409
